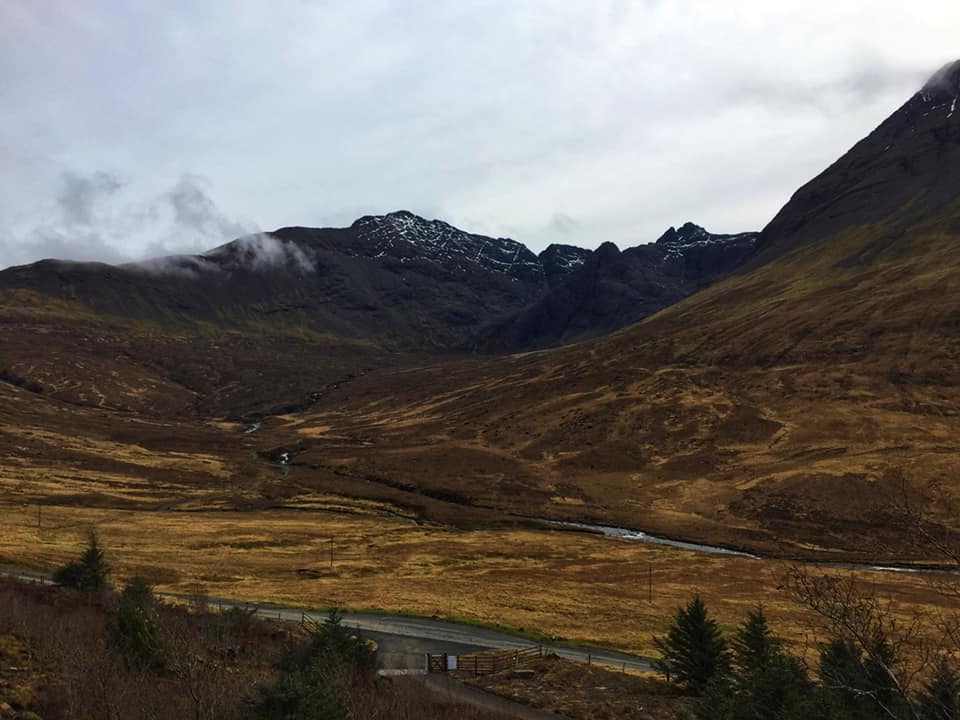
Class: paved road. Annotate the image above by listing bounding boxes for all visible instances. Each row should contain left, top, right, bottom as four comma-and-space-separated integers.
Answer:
0, 565, 653, 673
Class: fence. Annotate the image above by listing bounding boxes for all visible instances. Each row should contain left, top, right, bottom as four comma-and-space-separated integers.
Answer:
427, 645, 543, 676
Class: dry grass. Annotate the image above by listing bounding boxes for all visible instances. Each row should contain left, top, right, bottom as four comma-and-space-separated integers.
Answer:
0, 500, 953, 659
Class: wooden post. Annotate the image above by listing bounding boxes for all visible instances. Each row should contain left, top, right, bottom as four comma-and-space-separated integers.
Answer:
648, 564, 653, 603
330, 537, 334, 570
588, 652, 591, 666
475, 655, 478, 676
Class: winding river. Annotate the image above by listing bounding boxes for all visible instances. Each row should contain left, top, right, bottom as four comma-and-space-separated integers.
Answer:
544, 519, 957, 575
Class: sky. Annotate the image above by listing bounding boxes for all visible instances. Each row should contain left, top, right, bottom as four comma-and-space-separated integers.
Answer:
1, 1, 958, 269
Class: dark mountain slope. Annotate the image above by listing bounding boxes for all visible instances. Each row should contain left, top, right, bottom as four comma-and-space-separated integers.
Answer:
0, 211, 553, 351
0, 210, 758, 354
751, 59, 960, 267
481, 223, 757, 349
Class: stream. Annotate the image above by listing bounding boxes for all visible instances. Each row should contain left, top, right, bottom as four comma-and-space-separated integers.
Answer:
543, 519, 958, 575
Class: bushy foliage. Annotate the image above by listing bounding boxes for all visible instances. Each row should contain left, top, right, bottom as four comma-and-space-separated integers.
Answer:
916, 659, 960, 720
246, 608, 375, 720
115, 577, 164, 668
654, 594, 730, 693
816, 634, 909, 720
685, 604, 827, 720
52, 532, 109, 591
731, 604, 779, 674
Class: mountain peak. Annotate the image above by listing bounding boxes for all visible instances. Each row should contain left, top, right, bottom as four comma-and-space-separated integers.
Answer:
655, 222, 709, 246
922, 59, 960, 97
349, 210, 544, 284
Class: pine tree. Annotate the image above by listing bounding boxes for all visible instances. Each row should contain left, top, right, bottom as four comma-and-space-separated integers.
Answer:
917, 659, 960, 720
731, 603, 779, 675
653, 594, 730, 693
52, 532, 109, 591
115, 577, 163, 667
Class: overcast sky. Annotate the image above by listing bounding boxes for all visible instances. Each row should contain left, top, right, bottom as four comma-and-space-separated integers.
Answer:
1, 1, 958, 269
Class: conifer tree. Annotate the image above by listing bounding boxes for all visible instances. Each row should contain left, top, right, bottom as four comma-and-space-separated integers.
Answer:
52, 531, 109, 591
732, 603, 779, 675
917, 659, 960, 720
653, 594, 730, 693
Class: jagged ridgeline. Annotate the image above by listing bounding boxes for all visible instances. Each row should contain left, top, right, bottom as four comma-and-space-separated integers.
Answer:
0, 210, 757, 351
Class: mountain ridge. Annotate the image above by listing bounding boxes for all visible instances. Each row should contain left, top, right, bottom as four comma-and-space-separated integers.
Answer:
0, 210, 758, 352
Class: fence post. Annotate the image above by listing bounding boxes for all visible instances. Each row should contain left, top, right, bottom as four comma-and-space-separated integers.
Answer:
588, 652, 591, 666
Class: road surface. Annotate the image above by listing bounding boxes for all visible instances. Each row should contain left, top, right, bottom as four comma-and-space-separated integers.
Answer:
0, 565, 653, 673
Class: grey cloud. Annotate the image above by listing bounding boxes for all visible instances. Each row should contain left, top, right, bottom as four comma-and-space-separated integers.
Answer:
165, 174, 251, 241
56, 171, 123, 226
2, 2, 959, 270
731, 64, 929, 113
126, 254, 223, 278
923, 60, 960, 93
23, 226, 127, 265
3, 171, 254, 269
205, 232, 316, 273
548, 213, 580, 235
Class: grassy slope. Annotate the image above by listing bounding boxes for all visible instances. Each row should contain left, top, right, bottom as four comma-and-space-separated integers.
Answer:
276, 201, 960, 557
1, 210, 959, 660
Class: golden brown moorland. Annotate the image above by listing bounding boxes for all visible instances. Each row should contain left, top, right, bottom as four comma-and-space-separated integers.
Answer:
2, 202, 960, 660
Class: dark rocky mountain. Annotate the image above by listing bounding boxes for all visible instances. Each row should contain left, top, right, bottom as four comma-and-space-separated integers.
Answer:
538, 244, 593, 286
751, 59, 960, 266
478, 223, 758, 349
0, 210, 757, 352
0, 211, 554, 351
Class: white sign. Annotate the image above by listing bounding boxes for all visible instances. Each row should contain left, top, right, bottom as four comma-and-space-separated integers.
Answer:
447, 655, 458, 671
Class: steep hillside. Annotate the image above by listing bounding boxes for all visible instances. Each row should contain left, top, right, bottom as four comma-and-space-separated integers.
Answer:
267, 61, 960, 560
482, 223, 757, 349
751, 59, 960, 266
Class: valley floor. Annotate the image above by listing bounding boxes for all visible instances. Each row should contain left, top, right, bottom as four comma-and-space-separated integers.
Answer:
0, 498, 953, 659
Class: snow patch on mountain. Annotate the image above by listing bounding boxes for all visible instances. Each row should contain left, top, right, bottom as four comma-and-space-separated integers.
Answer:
352, 210, 543, 282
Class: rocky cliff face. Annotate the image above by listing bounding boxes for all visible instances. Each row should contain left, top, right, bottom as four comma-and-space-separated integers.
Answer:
478, 223, 758, 349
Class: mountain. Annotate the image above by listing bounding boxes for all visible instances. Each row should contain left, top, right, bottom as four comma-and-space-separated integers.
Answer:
6, 60, 958, 562
481, 223, 758, 349
0, 211, 554, 351
270, 60, 960, 560
751, 59, 960, 267
0, 210, 757, 353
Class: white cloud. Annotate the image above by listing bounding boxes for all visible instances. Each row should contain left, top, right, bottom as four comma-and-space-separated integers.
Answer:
0, 0, 958, 268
